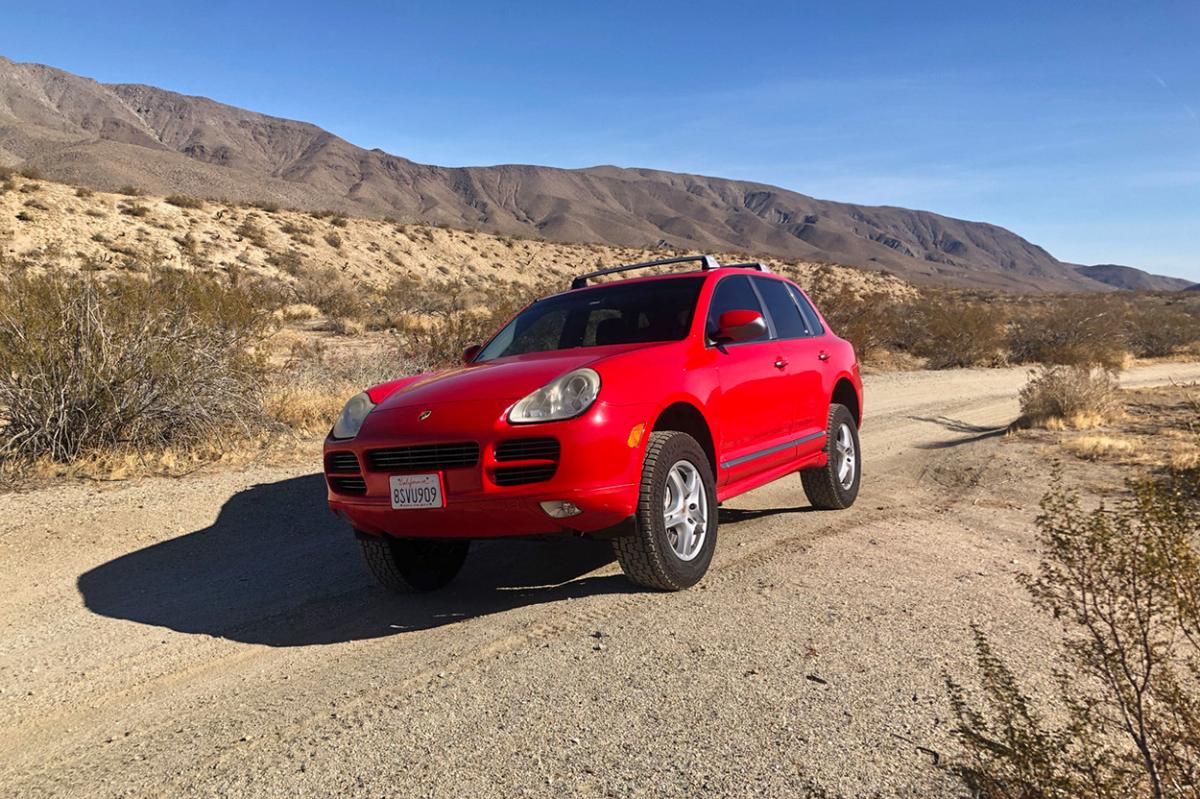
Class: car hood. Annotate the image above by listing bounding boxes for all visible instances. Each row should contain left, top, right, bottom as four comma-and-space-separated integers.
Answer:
372, 344, 647, 411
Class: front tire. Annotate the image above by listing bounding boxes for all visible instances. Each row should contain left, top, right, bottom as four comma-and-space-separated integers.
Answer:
613, 431, 718, 591
359, 536, 469, 592
800, 403, 861, 510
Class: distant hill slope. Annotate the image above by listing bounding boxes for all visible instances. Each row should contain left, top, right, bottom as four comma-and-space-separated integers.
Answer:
1073, 263, 1195, 292
0, 54, 1181, 292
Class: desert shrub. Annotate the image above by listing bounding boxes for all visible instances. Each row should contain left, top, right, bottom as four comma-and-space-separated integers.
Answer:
1125, 301, 1200, 358
14, 211, 33, 222
290, 263, 366, 322
324, 231, 343, 249
946, 465, 1200, 798
1018, 365, 1121, 428
119, 203, 149, 217
265, 249, 305, 275
905, 297, 1007, 368
376, 276, 553, 365
1008, 296, 1129, 370
117, 184, 144, 196
329, 214, 348, 228
74, 186, 94, 199
264, 340, 434, 434
19, 165, 42, 180
0, 272, 270, 462
165, 194, 204, 209
248, 199, 280, 213
235, 216, 268, 248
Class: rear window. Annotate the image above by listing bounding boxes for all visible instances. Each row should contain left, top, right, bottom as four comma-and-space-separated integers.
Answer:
754, 278, 809, 339
476, 277, 704, 361
788, 285, 825, 335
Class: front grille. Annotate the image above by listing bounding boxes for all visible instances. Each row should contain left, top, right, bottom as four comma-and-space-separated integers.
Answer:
325, 451, 360, 473
495, 437, 560, 462
366, 442, 480, 472
493, 464, 558, 487
329, 475, 367, 495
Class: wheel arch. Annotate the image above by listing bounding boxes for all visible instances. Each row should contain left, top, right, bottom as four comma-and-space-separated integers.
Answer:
651, 400, 717, 477
831, 376, 861, 427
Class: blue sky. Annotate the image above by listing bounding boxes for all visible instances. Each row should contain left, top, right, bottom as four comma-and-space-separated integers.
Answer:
3, 1, 1198, 281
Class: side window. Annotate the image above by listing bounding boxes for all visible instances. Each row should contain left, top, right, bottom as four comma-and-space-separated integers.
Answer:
788, 285, 825, 336
706, 276, 767, 344
754, 278, 809, 339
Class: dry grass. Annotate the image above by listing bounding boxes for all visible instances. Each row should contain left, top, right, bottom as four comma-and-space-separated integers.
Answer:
1060, 434, 1136, 460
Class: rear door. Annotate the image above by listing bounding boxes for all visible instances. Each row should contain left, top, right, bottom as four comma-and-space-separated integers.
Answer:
705, 275, 796, 484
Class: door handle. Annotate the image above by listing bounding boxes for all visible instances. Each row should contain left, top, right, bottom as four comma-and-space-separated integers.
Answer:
774, 357, 789, 369
817, 352, 830, 361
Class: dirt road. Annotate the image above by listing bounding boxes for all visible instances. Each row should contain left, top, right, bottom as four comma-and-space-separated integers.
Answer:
3, 362, 1198, 798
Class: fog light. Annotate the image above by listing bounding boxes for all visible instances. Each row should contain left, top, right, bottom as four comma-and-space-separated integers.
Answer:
540, 500, 582, 518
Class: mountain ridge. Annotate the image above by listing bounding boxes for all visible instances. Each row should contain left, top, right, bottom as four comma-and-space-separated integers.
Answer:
0, 55, 1186, 292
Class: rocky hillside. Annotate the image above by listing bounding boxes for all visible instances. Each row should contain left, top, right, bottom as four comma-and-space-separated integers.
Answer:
0, 55, 1150, 293
0, 172, 909, 298
1073, 263, 1195, 292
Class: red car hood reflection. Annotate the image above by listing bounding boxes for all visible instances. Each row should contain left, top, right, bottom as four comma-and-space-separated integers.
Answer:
373, 343, 648, 410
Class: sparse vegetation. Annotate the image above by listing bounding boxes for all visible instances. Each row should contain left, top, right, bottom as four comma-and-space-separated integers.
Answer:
946, 460, 1200, 799
0, 271, 271, 463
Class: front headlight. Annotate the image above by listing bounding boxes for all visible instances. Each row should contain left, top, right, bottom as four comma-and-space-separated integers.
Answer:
332, 392, 376, 439
508, 368, 601, 424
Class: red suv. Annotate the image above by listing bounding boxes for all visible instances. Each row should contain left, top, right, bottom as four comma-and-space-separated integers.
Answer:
324, 255, 863, 592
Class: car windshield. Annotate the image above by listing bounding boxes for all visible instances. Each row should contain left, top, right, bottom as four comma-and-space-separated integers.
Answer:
475, 276, 705, 362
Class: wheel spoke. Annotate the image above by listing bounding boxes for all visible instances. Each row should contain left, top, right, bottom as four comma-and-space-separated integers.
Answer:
660, 460, 708, 562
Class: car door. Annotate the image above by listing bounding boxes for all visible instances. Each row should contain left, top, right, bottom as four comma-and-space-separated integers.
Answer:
750, 276, 823, 453
705, 275, 796, 484
784, 283, 835, 456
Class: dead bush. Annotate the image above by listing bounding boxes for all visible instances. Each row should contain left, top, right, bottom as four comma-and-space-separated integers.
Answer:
290, 264, 367, 323
0, 272, 270, 463
265, 340, 434, 434
1126, 301, 1200, 358
117, 185, 144, 196
165, 194, 204, 210
1018, 365, 1121, 428
1008, 296, 1129, 370
909, 299, 1007, 368
946, 467, 1200, 798
235, 216, 269, 248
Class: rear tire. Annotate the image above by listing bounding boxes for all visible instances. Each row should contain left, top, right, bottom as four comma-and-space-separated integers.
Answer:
359, 536, 469, 592
613, 431, 718, 591
800, 403, 861, 510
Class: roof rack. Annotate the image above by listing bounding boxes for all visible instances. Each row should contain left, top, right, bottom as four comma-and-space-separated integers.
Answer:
570, 254, 722, 290
722, 261, 772, 273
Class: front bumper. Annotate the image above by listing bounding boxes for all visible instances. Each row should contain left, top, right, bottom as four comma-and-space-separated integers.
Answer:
323, 399, 651, 538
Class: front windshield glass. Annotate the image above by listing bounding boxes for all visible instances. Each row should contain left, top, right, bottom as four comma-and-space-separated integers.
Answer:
476, 277, 705, 362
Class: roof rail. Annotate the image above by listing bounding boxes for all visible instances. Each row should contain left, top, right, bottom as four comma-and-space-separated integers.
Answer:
722, 261, 772, 273
570, 254, 723, 290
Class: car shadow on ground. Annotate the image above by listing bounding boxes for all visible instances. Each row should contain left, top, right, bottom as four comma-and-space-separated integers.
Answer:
77, 473, 635, 648
907, 415, 1012, 449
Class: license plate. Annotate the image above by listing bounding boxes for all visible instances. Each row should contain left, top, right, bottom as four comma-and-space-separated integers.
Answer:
389, 473, 445, 509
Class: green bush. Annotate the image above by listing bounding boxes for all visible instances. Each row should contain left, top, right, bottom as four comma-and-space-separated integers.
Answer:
0, 272, 270, 462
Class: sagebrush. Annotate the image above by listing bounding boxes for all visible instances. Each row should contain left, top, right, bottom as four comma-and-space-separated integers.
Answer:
0, 271, 271, 462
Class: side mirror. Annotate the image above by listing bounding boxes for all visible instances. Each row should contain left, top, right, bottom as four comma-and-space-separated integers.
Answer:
462, 344, 482, 364
715, 310, 767, 344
